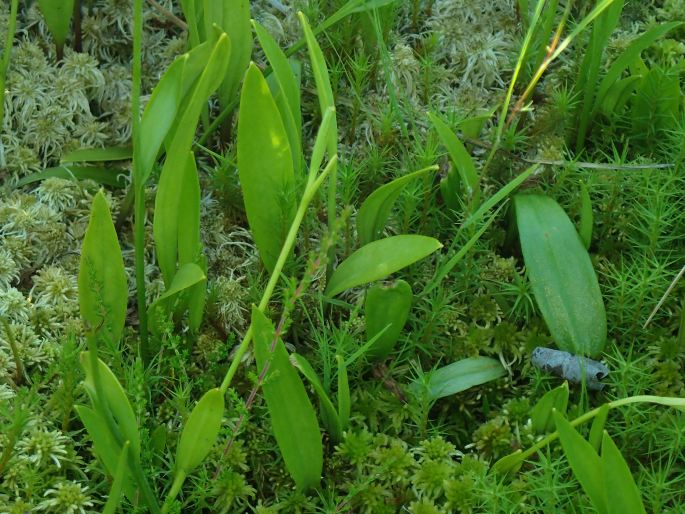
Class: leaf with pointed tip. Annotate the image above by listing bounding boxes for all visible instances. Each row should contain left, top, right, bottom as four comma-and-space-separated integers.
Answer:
16, 166, 129, 188
37, 0, 74, 57
415, 357, 506, 401
530, 382, 569, 435
61, 147, 133, 163
175, 388, 224, 474
601, 432, 646, 514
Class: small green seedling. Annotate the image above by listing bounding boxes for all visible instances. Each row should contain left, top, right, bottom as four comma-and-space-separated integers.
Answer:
364, 279, 413, 361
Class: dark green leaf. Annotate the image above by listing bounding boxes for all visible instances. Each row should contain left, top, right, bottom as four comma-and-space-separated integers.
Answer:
530, 382, 569, 434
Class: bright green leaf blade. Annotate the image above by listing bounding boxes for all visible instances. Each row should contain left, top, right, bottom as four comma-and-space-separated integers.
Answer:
102, 441, 130, 514
308, 107, 335, 179
335, 355, 350, 431
80, 353, 141, 458
151, 262, 206, 306
554, 411, 607, 514
578, 182, 593, 250
417, 356, 506, 400
15, 166, 129, 188
364, 279, 412, 361
290, 353, 342, 442
61, 146, 133, 163
175, 388, 224, 473
177, 153, 202, 268
37, 0, 74, 53
326, 235, 442, 297
601, 432, 647, 514
589, 403, 610, 452
78, 191, 128, 346
429, 112, 480, 207
492, 449, 524, 475
357, 166, 437, 245
252, 307, 323, 491
75, 406, 137, 501
237, 63, 296, 272
515, 194, 606, 357
530, 382, 569, 435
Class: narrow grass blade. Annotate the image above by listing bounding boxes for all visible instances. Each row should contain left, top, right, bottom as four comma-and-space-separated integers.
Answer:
578, 182, 593, 250
415, 356, 506, 400
78, 191, 128, 347
554, 411, 607, 514
589, 403, 609, 452
601, 432, 646, 514
175, 388, 224, 474
364, 279, 412, 361
61, 147, 133, 163
335, 355, 350, 432
326, 235, 442, 297
530, 382, 569, 435
15, 166, 129, 188
237, 63, 296, 272
357, 166, 437, 245
252, 307, 323, 491
515, 194, 606, 357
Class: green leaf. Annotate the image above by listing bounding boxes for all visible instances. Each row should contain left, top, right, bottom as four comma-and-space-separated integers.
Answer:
148, 262, 206, 316
554, 411, 607, 514
530, 382, 569, 435
335, 355, 350, 432
416, 356, 506, 401
175, 388, 224, 474
15, 166, 129, 188
326, 235, 442, 297
254, 20, 302, 174
78, 191, 128, 347
599, 76, 641, 116
252, 307, 323, 491
237, 63, 296, 272
429, 112, 480, 208
364, 279, 412, 361
61, 146, 133, 163
589, 403, 610, 452
601, 432, 647, 514
37, 0, 74, 57
515, 194, 606, 356
357, 166, 436, 245
290, 353, 342, 442
75, 406, 136, 501
491, 450, 524, 475
630, 67, 681, 147
102, 441, 130, 514
578, 182, 593, 250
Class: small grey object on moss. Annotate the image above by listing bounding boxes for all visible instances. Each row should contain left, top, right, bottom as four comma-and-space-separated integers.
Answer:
531, 347, 609, 391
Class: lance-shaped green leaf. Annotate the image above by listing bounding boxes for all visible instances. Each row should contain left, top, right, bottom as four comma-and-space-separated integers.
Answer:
515, 194, 606, 356
202, 0, 252, 109
491, 449, 524, 475
154, 35, 230, 285
252, 307, 323, 491
80, 352, 141, 459
74, 406, 136, 501
78, 191, 128, 346
590, 403, 610, 452
175, 388, 224, 474
102, 441, 130, 514
601, 432, 646, 514
61, 146, 133, 163
16, 166, 129, 188
291, 353, 342, 442
554, 411, 607, 514
326, 235, 442, 297
530, 382, 569, 435
254, 20, 302, 174
148, 263, 206, 335
364, 279, 412, 361
37, 0, 74, 59
414, 356, 506, 401
357, 166, 437, 245
429, 112, 480, 208
237, 64, 296, 272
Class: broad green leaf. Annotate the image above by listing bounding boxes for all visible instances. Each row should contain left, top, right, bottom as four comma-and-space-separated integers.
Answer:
589, 403, 610, 452
578, 182, 593, 250
80, 353, 141, 458
415, 356, 506, 400
326, 235, 442, 297
336, 355, 350, 431
102, 441, 130, 514
74, 406, 136, 501
252, 307, 323, 490
154, 35, 230, 284
554, 411, 607, 514
429, 112, 480, 208
601, 432, 647, 514
175, 388, 224, 473
37, 0, 74, 58
254, 20, 302, 174
237, 63, 296, 272
364, 279, 412, 361
15, 166, 129, 188
203, 0, 252, 109
357, 166, 436, 245
291, 353, 342, 442
515, 194, 606, 356
530, 382, 569, 435
78, 191, 128, 346
61, 147, 133, 163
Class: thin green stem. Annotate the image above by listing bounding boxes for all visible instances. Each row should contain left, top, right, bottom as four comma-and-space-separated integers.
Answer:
0, 0, 19, 167
219, 156, 338, 394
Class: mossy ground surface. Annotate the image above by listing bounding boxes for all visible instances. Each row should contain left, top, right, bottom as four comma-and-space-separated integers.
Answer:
1, 1, 684, 512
